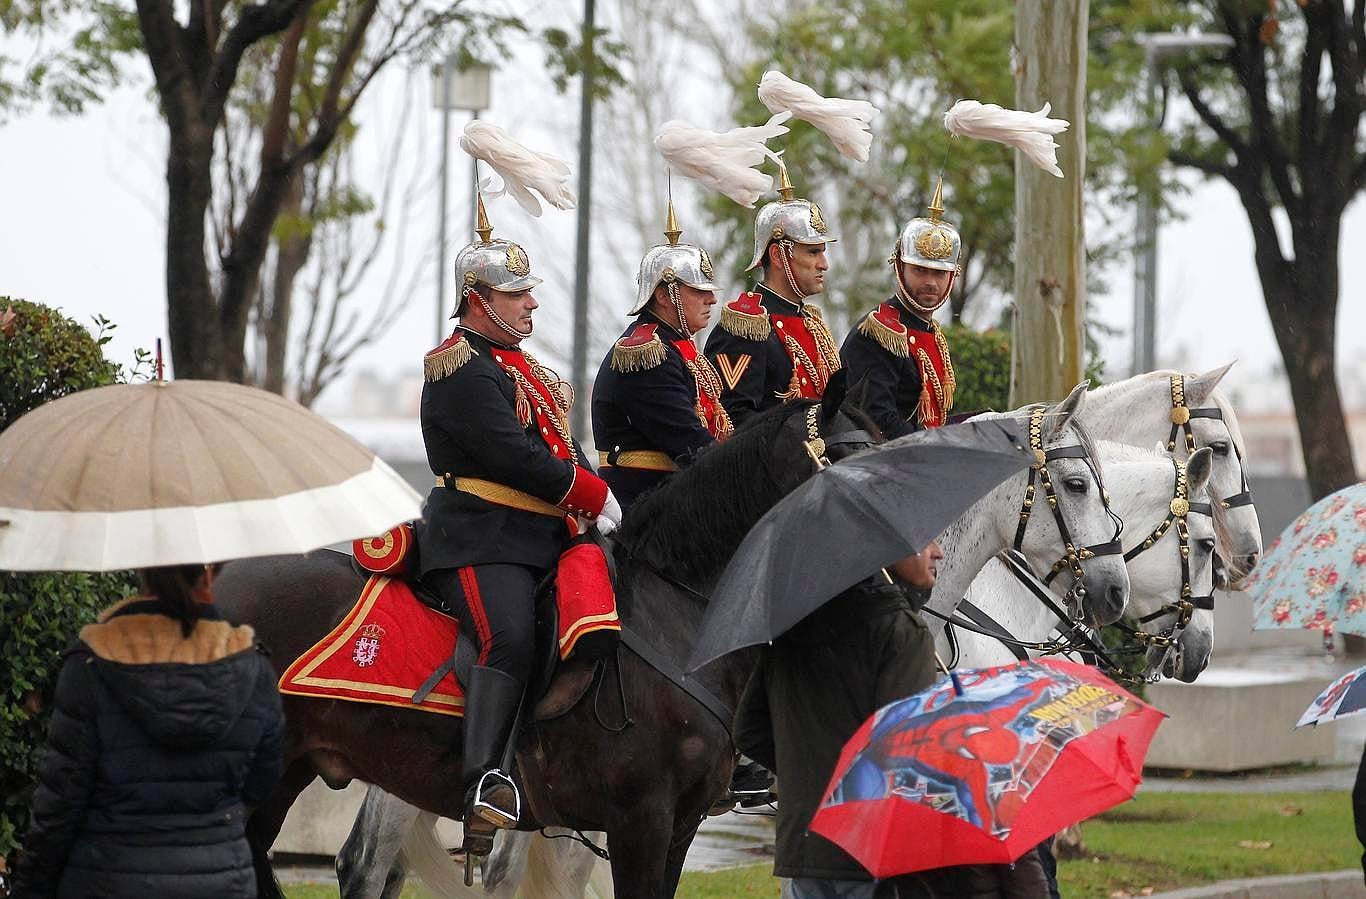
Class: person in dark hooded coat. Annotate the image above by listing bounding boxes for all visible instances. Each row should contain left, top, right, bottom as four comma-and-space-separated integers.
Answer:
13, 564, 283, 899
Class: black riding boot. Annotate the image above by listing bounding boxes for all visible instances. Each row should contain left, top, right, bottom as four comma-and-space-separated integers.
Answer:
460, 665, 524, 858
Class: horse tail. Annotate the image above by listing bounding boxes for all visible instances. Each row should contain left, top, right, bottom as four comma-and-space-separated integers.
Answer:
522, 829, 613, 899
399, 812, 484, 899
481, 828, 528, 893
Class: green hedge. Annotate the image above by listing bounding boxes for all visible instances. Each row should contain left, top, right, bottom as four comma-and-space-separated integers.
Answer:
942, 324, 1012, 414
0, 298, 134, 864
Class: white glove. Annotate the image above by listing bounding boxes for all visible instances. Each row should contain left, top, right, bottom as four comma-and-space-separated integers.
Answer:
597, 489, 622, 536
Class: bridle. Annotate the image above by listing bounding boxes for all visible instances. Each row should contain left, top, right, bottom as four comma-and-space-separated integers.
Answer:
1165, 374, 1254, 512
1010, 406, 1124, 619
1107, 458, 1215, 674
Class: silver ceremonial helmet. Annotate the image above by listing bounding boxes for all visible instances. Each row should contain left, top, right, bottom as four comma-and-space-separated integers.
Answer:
744, 165, 838, 271
894, 179, 962, 273
631, 202, 719, 314
449, 197, 543, 318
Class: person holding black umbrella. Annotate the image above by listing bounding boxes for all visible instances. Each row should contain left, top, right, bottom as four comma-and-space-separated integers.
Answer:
735, 540, 958, 898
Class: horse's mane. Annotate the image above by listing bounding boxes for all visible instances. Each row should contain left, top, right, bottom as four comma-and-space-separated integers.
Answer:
614, 400, 816, 585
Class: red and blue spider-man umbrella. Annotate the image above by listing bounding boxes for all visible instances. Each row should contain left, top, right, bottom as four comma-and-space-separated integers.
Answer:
1297, 665, 1366, 727
809, 659, 1165, 877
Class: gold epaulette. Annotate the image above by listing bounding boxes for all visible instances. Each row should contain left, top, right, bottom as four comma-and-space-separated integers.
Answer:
718, 293, 771, 341
857, 304, 910, 358
424, 331, 475, 382
610, 323, 668, 373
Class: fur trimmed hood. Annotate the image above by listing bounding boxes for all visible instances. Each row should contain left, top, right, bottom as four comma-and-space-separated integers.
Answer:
78, 597, 267, 750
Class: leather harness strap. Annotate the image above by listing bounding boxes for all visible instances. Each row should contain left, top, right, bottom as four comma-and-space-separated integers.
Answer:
619, 626, 734, 737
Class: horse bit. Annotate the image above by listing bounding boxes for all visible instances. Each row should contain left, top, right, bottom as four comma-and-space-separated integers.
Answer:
1010, 405, 1125, 621
1109, 457, 1215, 678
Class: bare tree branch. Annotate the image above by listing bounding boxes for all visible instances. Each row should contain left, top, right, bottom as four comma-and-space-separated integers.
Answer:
203, 0, 312, 127
1168, 149, 1235, 180
1175, 68, 1249, 162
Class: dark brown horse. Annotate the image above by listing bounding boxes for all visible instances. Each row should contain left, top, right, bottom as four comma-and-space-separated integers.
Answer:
213, 396, 877, 899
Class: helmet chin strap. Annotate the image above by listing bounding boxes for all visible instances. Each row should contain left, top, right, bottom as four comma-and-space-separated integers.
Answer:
892, 251, 954, 318
777, 240, 809, 302
467, 286, 532, 341
666, 281, 694, 340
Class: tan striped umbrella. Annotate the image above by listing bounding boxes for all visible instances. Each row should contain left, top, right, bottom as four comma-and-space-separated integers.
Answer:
0, 380, 423, 571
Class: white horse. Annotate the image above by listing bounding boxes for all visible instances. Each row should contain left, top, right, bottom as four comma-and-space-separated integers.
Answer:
1077, 365, 1262, 586
337, 384, 1133, 898
950, 442, 1218, 682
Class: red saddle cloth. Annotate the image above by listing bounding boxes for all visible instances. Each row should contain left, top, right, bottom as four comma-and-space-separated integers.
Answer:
279, 575, 466, 716
280, 545, 620, 717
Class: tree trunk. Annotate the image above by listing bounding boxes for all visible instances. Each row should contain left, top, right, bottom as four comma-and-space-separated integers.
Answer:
1009, 0, 1088, 406
164, 131, 222, 379
263, 177, 311, 395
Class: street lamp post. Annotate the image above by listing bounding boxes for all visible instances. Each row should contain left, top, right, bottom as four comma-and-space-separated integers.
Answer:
433, 57, 492, 344
1130, 32, 1233, 376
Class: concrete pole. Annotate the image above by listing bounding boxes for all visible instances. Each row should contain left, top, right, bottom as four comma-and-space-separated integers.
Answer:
1009, 0, 1088, 407
1132, 52, 1159, 376
437, 63, 453, 345
570, 0, 596, 440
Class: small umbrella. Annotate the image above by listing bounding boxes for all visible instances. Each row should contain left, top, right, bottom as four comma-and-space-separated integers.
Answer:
1296, 665, 1366, 727
686, 419, 1031, 672
0, 380, 422, 571
1248, 482, 1366, 641
809, 658, 1164, 877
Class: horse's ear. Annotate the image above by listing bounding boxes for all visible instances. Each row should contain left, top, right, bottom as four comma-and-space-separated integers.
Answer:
1041, 381, 1090, 443
1187, 446, 1215, 498
821, 369, 850, 422
1185, 361, 1236, 406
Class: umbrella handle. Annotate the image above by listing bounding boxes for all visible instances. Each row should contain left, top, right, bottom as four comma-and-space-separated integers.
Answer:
948, 669, 964, 696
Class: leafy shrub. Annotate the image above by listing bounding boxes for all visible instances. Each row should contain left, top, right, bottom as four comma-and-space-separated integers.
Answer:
0, 298, 134, 866
943, 324, 1011, 414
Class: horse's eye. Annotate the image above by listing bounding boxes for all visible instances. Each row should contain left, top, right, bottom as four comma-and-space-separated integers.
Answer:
1209, 441, 1230, 456
1200, 538, 1217, 553
1064, 477, 1087, 493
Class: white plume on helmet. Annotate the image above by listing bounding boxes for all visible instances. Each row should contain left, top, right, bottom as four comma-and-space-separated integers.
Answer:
943, 99, 1070, 178
460, 120, 577, 215
757, 70, 880, 163
653, 113, 792, 208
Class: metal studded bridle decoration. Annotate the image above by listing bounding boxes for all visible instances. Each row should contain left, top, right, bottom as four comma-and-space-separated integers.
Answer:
801, 404, 875, 471
1011, 406, 1124, 618
1166, 374, 1254, 512
1111, 458, 1216, 673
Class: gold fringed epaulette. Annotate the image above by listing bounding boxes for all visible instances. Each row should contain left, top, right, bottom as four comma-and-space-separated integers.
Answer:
610, 323, 668, 373
718, 293, 771, 341
858, 303, 910, 358
424, 331, 475, 382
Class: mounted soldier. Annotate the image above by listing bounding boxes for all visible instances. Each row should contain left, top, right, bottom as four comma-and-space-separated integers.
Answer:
591, 201, 733, 509
703, 164, 843, 427
417, 185, 621, 859
841, 179, 961, 437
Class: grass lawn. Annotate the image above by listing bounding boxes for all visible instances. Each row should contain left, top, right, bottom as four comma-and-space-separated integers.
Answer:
281, 791, 1359, 898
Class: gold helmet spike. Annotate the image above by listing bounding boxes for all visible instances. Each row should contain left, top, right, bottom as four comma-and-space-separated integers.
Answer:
474, 193, 493, 244
927, 176, 945, 224
776, 159, 795, 202
664, 198, 682, 247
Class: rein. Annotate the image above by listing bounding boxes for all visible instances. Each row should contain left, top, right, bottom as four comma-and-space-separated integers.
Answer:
1011, 406, 1124, 617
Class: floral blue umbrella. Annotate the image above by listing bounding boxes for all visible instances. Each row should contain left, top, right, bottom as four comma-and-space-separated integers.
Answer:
1248, 482, 1366, 644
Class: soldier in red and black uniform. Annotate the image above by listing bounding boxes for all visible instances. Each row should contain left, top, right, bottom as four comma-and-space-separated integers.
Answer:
841, 180, 960, 438
417, 200, 621, 858
704, 166, 843, 427
591, 206, 733, 509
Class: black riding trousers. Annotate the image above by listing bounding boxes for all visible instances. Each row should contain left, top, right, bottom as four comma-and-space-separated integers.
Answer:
427, 563, 543, 686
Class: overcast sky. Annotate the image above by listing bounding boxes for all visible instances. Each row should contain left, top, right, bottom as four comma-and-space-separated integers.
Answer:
3, 12, 1364, 419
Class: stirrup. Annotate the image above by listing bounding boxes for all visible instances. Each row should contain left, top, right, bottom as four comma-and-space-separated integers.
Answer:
472, 768, 521, 829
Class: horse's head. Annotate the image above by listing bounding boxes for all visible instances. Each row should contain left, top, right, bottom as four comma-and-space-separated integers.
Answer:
1007, 384, 1130, 627
1087, 364, 1262, 589
1099, 442, 1217, 682
1181, 364, 1263, 588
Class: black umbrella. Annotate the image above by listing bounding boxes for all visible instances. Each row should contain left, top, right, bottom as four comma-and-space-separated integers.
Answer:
686, 419, 1033, 672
